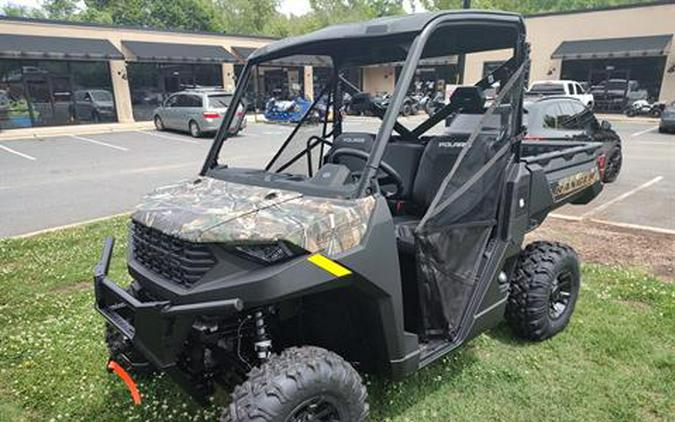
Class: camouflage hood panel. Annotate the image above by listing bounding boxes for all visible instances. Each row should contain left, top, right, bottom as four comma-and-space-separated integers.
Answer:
132, 177, 376, 256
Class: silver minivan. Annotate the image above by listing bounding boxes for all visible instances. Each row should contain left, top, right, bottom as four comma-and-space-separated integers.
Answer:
153, 89, 247, 137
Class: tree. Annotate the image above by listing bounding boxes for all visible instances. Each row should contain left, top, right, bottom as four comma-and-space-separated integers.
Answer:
42, 0, 79, 20
217, 0, 280, 35
1, 3, 46, 18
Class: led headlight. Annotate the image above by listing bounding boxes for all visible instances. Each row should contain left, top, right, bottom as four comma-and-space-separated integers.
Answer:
231, 241, 306, 265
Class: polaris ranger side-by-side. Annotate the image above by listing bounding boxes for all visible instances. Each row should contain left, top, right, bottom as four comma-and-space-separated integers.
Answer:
94, 11, 604, 421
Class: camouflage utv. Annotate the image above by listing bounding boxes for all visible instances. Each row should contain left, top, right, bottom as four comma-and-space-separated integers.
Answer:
95, 10, 604, 421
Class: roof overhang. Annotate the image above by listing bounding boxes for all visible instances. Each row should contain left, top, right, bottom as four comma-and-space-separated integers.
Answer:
0, 34, 123, 60
248, 10, 524, 67
232, 46, 257, 63
551, 34, 673, 60
122, 41, 237, 63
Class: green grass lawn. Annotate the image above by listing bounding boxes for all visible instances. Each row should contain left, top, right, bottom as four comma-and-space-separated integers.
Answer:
0, 217, 673, 421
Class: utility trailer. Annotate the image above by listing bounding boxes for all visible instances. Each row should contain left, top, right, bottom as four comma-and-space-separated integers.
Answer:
94, 10, 603, 421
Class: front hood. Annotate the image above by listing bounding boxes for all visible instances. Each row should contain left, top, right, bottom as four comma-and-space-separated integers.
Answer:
132, 177, 376, 256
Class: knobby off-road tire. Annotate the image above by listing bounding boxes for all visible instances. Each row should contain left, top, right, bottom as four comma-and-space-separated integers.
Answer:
221, 346, 368, 422
506, 241, 580, 341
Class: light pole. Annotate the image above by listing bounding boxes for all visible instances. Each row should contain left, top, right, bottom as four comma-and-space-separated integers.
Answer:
456, 0, 471, 84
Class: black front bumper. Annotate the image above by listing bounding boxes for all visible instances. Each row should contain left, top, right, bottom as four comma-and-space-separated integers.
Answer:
93, 237, 244, 371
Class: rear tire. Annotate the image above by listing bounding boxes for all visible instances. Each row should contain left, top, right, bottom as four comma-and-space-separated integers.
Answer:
603, 147, 622, 183
506, 241, 580, 341
189, 120, 201, 138
221, 346, 368, 422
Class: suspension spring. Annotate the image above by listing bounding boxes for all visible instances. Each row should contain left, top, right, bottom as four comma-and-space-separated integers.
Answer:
253, 310, 272, 361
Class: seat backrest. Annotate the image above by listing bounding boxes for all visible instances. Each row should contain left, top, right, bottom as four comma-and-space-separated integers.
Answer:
381, 142, 424, 198
327, 132, 376, 172
411, 137, 464, 209
328, 132, 424, 199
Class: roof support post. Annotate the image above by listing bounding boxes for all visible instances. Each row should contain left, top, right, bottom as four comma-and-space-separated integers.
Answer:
109, 60, 134, 123
356, 20, 440, 197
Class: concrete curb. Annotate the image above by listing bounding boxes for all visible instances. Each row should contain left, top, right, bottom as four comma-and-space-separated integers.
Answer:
595, 114, 659, 124
0, 122, 155, 141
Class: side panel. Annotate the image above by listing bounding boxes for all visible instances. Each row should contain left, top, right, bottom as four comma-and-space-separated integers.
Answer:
340, 197, 420, 378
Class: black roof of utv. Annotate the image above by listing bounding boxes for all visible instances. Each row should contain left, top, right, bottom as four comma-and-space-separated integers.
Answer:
249, 10, 525, 66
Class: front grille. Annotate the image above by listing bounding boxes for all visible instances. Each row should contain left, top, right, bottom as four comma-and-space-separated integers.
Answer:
131, 222, 216, 287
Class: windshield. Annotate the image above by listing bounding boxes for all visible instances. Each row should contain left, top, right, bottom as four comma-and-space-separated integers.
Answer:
208, 94, 233, 108
92, 90, 113, 102
203, 19, 525, 200
529, 83, 565, 95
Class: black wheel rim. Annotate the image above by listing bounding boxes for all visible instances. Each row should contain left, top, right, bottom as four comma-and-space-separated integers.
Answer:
549, 271, 573, 320
287, 395, 343, 422
606, 150, 622, 179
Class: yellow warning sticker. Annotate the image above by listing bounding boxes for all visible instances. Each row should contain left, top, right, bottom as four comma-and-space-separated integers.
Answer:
307, 254, 352, 278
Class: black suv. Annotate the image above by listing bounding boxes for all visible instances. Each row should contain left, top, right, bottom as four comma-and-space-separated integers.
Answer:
524, 96, 622, 183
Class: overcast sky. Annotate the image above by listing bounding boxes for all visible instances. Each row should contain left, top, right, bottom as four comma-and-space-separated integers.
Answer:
1, 0, 422, 16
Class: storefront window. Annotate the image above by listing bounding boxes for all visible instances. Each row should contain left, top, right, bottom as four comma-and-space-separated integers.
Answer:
0, 59, 116, 130
128, 62, 223, 121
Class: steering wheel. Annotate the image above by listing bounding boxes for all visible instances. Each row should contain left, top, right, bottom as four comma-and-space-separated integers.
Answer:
330, 147, 404, 199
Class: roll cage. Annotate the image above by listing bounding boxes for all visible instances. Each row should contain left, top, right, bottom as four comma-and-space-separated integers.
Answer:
201, 11, 528, 199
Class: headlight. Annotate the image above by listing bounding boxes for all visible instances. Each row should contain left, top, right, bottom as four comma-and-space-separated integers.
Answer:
231, 241, 306, 265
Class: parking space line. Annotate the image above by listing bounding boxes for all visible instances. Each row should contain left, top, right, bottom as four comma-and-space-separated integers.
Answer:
70, 135, 129, 152
549, 214, 675, 236
0, 144, 37, 161
581, 176, 664, 218
549, 213, 582, 221
631, 126, 659, 137
137, 130, 199, 144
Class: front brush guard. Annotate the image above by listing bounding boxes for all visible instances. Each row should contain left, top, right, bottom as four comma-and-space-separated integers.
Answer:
93, 237, 244, 387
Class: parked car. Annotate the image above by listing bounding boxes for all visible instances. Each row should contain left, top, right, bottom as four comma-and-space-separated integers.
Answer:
153, 89, 246, 137
659, 101, 675, 133
528, 80, 594, 108
524, 96, 622, 183
70, 89, 116, 123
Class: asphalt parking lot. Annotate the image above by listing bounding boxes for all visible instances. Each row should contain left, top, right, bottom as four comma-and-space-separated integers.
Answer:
0, 116, 673, 238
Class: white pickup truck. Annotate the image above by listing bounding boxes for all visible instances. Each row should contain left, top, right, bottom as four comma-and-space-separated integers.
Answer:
528, 80, 595, 109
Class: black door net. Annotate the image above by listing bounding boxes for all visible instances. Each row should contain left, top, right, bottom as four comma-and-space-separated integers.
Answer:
415, 63, 526, 335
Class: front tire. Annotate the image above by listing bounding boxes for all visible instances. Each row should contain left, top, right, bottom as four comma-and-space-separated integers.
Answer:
222, 346, 368, 422
506, 241, 580, 341
154, 115, 164, 131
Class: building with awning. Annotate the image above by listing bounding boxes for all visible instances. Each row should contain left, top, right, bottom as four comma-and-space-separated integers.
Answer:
120, 41, 240, 120
465, 1, 674, 111
0, 1, 674, 132
0, 16, 273, 130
